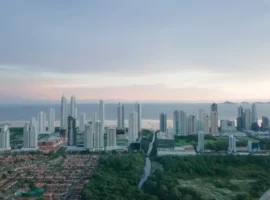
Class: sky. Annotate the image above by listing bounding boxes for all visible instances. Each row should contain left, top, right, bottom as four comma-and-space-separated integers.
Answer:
1, 0, 270, 103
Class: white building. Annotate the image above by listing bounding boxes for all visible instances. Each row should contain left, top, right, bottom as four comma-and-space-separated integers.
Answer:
0, 125, 10, 150
99, 100, 105, 133
94, 120, 101, 149
128, 112, 138, 143
70, 95, 77, 119
28, 118, 38, 148
79, 113, 86, 133
84, 122, 94, 149
251, 103, 257, 123
173, 110, 180, 135
197, 131, 204, 152
187, 115, 196, 134
92, 113, 97, 125
220, 120, 236, 132
135, 102, 142, 131
199, 110, 209, 134
107, 128, 117, 146
60, 95, 68, 129
244, 109, 252, 130
37, 111, 46, 133
228, 135, 236, 153
23, 123, 30, 148
48, 108, 55, 133
180, 110, 188, 135
117, 103, 122, 129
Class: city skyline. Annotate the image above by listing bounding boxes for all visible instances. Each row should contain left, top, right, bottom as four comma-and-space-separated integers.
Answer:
1, 1, 270, 103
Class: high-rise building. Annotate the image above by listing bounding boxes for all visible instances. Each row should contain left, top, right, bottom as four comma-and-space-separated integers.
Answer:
251, 103, 257, 123
135, 102, 142, 131
84, 122, 93, 149
99, 121, 104, 149
117, 103, 122, 128
48, 108, 55, 133
210, 103, 218, 134
128, 112, 138, 143
43, 112, 47, 131
159, 113, 167, 132
228, 135, 236, 153
198, 110, 209, 134
99, 100, 105, 133
68, 116, 77, 146
121, 104, 125, 128
187, 115, 196, 134
197, 131, 204, 152
244, 109, 252, 130
37, 111, 46, 133
0, 125, 10, 150
107, 128, 116, 146
237, 106, 244, 130
79, 113, 86, 133
60, 95, 68, 129
261, 116, 269, 131
94, 121, 101, 148
70, 95, 77, 119
220, 120, 236, 132
180, 110, 188, 134
173, 110, 180, 135
29, 118, 38, 148
23, 123, 30, 148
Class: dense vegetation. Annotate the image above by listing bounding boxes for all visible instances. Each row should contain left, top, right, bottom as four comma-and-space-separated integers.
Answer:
82, 152, 158, 200
143, 155, 270, 199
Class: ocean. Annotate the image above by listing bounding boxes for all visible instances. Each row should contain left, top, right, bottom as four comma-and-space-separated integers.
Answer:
0, 103, 268, 128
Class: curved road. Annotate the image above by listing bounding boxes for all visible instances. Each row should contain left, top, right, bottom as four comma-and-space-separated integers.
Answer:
138, 131, 156, 189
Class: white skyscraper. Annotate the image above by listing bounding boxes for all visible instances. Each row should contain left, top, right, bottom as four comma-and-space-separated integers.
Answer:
29, 118, 38, 148
48, 108, 55, 133
245, 109, 252, 130
92, 113, 97, 125
117, 103, 122, 128
135, 102, 142, 131
99, 100, 105, 133
228, 135, 236, 153
84, 122, 94, 149
70, 95, 77, 119
180, 110, 188, 134
38, 111, 46, 133
121, 104, 125, 128
23, 123, 30, 148
79, 113, 86, 133
43, 112, 46, 131
187, 115, 196, 134
199, 110, 209, 134
60, 95, 68, 129
251, 103, 257, 123
210, 103, 218, 134
94, 121, 101, 149
197, 131, 204, 152
128, 112, 138, 143
99, 122, 104, 149
0, 125, 10, 150
107, 128, 117, 146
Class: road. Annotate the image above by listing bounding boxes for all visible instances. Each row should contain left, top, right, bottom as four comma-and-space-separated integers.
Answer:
138, 131, 156, 189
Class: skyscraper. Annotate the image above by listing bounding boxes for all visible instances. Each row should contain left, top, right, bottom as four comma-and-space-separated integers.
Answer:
128, 112, 138, 143
121, 104, 125, 128
159, 113, 167, 132
117, 103, 122, 128
228, 135, 236, 153
48, 108, 55, 133
84, 122, 93, 149
23, 123, 30, 148
187, 115, 196, 134
261, 116, 269, 131
237, 106, 244, 130
70, 95, 77, 119
179, 110, 188, 134
199, 110, 209, 133
197, 131, 204, 152
94, 121, 101, 148
173, 110, 180, 135
37, 111, 46, 133
251, 103, 257, 123
244, 109, 252, 130
135, 102, 142, 131
0, 125, 10, 150
99, 100, 105, 133
107, 128, 117, 146
29, 118, 38, 148
79, 113, 86, 133
60, 95, 68, 129
210, 103, 218, 134
68, 116, 77, 146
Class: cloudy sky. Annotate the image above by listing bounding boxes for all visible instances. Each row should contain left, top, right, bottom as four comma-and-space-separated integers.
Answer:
1, 0, 270, 103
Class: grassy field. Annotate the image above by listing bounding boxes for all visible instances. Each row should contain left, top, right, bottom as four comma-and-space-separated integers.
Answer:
175, 140, 195, 146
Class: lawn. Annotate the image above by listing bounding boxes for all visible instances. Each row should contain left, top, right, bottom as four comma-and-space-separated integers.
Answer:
175, 140, 194, 147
